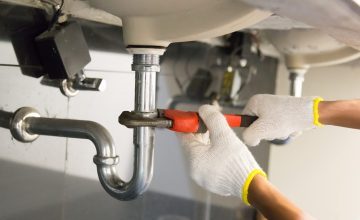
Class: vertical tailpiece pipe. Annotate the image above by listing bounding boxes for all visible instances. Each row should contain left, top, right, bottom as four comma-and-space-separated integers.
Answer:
289, 68, 307, 97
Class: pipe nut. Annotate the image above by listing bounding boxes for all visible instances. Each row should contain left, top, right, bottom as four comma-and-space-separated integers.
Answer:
10, 107, 40, 143
60, 79, 79, 97
93, 155, 120, 166
132, 64, 160, 72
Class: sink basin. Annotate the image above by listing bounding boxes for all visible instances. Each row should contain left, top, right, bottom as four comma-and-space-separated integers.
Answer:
88, 0, 271, 47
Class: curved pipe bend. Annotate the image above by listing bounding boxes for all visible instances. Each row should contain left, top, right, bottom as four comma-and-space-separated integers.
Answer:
2, 107, 154, 201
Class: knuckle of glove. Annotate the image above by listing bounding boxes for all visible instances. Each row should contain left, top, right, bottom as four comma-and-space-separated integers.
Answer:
199, 104, 217, 116
243, 135, 260, 147
243, 97, 259, 114
199, 106, 226, 125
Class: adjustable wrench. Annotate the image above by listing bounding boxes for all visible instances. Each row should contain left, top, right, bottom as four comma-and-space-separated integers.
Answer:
119, 109, 257, 133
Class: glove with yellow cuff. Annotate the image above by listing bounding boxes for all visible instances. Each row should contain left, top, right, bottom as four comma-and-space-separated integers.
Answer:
242, 94, 323, 147
180, 105, 266, 205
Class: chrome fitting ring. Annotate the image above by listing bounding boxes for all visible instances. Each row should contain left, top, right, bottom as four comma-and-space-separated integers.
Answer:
60, 79, 79, 97
132, 64, 160, 72
10, 107, 40, 143
93, 155, 120, 166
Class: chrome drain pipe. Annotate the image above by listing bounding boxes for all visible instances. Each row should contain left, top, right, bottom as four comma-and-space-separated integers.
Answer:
0, 53, 161, 200
130, 53, 160, 196
0, 106, 148, 200
289, 68, 307, 97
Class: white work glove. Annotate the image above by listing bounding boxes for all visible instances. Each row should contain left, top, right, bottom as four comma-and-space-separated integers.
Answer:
242, 94, 323, 146
180, 105, 266, 205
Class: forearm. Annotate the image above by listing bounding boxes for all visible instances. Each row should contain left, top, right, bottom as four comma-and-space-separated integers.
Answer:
319, 100, 360, 129
248, 175, 304, 220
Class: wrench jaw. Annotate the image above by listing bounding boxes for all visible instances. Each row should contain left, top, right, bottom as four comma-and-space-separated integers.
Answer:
120, 109, 204, 133
118, 110, 173, 129
119, 109, 258, 133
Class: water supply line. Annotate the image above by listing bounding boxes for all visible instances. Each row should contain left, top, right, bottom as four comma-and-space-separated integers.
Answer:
0, 53, 160, 200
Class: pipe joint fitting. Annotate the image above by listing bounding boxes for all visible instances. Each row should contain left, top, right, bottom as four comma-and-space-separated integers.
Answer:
10, 107, 40, 143
132, 64, 160, 72
132, 54, 160, 72
93, 155, 120, 166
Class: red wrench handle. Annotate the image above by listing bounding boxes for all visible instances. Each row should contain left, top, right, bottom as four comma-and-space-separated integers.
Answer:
163, 109, 257, 133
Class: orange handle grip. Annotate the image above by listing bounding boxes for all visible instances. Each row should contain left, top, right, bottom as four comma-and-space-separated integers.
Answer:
224, 114, 242, 127
164, 109, 200, 133
163, 109, 257, 133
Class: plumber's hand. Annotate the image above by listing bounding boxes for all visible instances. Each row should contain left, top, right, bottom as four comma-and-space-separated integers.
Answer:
179, 105, 265, 205
242, 94, 322, 146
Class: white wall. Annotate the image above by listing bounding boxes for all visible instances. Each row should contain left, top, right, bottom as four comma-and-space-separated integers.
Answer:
269, 62, 360, 220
